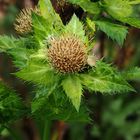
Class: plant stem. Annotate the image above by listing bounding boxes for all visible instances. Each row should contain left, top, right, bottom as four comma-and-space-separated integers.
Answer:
43, 120, 51, 140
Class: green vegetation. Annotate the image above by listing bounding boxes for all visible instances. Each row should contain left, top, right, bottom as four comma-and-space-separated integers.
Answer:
0, 0, 140, 139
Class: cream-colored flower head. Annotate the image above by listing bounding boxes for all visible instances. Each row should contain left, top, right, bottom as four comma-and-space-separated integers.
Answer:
48, 35, 87, 73
14, 7, 39, 34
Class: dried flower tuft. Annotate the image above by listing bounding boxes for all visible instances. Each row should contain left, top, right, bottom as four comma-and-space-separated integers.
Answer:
57, 0, 68, 7
48, 35, 87, 73
14, 7, 39, 34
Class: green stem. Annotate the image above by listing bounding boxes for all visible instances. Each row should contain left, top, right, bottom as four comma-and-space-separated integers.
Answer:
43, 120, 51, 140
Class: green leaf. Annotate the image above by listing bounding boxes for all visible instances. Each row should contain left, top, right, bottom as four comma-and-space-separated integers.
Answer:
0, 36, 37, 68
39, 0, 55, 18
32, 95, 48, 114
32, 13, 51, 43
118, 17, 140, 28
65, 14, 85, 41
38, 0, 64, 34
95, 20, 128, 46
129, 0, 140, 4
39, 0, 62, 22
32, 11, 63, 44
102, 0, 140, 29
32, 89, 90, 122
85, 18, 96, 50
15, 60, 58, 86
86, 18, 96, 34
30, 48, 47, 60
8, 47, 28, 68
0, 36, 16, 52
62, 75, 83, 111
67, 0, 101, 14
102, 0, 133, 18
0, 81, 27, 124
122, 67, 140, 81
80, 61, 135, 93
80, 74, 133, 93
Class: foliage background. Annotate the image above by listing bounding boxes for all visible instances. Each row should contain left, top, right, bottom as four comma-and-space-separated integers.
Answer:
0, 0, 140, 140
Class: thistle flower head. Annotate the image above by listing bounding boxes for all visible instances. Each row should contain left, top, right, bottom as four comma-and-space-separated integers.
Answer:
48, 35, 87, 73
14, 7, 39, 34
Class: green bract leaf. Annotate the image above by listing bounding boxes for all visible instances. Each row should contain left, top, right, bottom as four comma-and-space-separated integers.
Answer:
0, 82, 26, 124
0, 36, 36, 68
38, 0, 64, 34
8, 47, 28, 68
15, 60, 58, 86
32, 89, 90, 122
39, 0, 62, 23
30, 48, 47, 60
122, 67, 140, 81
95, 20, 128, 46
32, 13, 52, 43
101, 0, 140, 29
129, 0, 140, 5
86, 18, 96, 34
65, 14, 85, 41
39, 0, 55, 18
80, 61, 135, 93
118, 17, 140, 28
0, 36, 16, 52
32, 11, 63, 44
102, 0, 133, 18
80, 74, 133, 93
62, 75, 83, 111
67, 0, 101, 14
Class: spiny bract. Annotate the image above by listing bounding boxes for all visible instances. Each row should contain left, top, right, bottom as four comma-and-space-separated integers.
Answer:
14, 7, 39, 34
48, 35, 87, 73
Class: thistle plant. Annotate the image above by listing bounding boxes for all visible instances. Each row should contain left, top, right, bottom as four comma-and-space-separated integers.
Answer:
1, 0, 140, 137
14, 7, 39, 34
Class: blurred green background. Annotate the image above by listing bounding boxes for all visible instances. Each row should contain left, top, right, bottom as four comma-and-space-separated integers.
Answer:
0, 0, 140, 140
